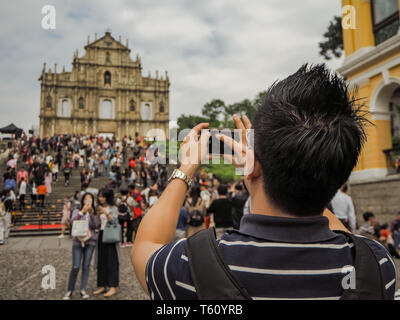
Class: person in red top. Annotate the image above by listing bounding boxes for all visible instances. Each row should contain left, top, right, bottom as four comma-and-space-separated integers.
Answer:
129, 158, 135, 169
37, 184, 47, 207
17, 167, 28, 184
380, 223, 400, 259
128, 183, 143, 239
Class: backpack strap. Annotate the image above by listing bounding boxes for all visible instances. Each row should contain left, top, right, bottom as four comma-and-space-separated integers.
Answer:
334, 231, 386, 300
184, 227, 251, 300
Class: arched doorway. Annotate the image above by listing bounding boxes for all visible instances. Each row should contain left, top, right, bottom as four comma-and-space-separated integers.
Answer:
141, 102, 152, 120
99, 99, 114, 119
58, 99, 71, 117
371, 79, 400, 174
389, 88, 400, 144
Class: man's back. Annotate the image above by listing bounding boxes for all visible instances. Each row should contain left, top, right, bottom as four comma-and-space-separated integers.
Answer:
145, 214, 396, 300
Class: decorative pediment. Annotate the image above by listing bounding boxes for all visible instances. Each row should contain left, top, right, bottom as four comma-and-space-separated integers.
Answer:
85, 31, 128, 51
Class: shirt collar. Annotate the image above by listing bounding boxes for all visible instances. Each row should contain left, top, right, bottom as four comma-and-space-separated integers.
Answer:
236, 213, 338, 243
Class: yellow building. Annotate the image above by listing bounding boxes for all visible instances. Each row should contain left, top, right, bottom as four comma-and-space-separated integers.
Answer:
339, 0, 400, 181
39, 31, 170, 140
338, 0, 400, 220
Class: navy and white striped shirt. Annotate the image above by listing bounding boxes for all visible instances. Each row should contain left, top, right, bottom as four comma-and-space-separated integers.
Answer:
145, 214, 396, 300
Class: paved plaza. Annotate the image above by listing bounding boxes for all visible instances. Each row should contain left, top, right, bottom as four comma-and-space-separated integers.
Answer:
1, 235, 400, 300
0, 236, 149, 300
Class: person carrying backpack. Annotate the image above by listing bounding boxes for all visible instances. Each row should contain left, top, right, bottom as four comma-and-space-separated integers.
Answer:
132, 65, 396, 300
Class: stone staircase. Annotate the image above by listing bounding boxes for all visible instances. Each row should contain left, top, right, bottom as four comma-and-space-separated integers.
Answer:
9, 168, 110, 237
1, 148, 175, 237
0, 150, 110, 237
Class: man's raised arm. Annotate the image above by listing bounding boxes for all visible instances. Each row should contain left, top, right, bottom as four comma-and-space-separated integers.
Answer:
131, 123, 210, 294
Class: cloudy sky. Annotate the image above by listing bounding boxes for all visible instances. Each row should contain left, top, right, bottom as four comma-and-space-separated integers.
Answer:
0, 0, 343, 132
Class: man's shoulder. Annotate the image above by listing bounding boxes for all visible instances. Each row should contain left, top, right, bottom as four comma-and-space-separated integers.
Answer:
353, 234, 397, 298
146, 238, 196, 300
145, 231, 397, 300
356, 234, 394, 262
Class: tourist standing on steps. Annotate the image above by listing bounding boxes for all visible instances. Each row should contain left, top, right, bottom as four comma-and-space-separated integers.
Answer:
18, 177, 27, 210
44, 170, 52, 196
58, 196, 71, 239
52, 161, 59, 182
93, 188, 120, 298
63, 161, 72, 187
63, 192, 100, 300
0, 191, 12, 245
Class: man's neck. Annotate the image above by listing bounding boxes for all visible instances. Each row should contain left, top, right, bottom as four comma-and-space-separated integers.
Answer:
250, 185, 319, 218
250, 187, 291, 218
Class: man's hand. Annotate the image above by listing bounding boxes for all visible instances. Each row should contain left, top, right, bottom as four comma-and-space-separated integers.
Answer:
216, 114, 254, 176
179, 122, 211, 178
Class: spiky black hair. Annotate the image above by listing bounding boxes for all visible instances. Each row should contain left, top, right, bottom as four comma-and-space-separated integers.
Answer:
253, 64, 369, 216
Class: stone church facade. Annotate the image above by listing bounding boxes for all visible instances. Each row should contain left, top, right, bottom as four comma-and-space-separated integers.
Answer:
39, 31, 170, 140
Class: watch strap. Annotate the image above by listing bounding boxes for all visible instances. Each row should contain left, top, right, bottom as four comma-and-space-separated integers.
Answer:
168, 168, 193, 188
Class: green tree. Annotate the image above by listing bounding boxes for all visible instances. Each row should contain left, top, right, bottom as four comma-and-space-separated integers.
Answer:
177, 114, 208, 133
177, 91, 267, 132
202, 99, 226, 128
319, 16, 343, 60
253, 91, 267, 110
224, 99, 257, 127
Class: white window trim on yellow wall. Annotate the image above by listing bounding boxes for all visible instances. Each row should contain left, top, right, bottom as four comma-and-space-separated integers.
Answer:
341, 55, 400, 121
344, 55, 400, 88
370, 77, 400, 120
338, 32, 400, 80
342, 46, 375, 67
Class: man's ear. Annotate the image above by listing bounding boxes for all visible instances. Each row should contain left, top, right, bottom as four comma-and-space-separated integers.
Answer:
248, 158, 262, 180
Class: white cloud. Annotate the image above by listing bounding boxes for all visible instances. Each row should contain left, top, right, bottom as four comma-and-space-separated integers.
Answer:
0, 0, 342, 132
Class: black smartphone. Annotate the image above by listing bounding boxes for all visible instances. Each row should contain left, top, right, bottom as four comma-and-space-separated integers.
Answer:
208, 128, 235, 156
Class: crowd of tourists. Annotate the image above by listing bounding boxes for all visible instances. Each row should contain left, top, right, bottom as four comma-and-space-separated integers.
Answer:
0, 133, 167, 242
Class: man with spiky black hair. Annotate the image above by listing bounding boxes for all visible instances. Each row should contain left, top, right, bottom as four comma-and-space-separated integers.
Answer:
132, 64, 396, 300
252, 64, 367, 217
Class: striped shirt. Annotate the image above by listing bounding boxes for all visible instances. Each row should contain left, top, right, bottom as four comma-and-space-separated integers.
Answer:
145, 214, 396, 300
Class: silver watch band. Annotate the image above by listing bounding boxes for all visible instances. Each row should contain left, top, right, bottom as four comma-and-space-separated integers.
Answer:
168, 168, 193, 188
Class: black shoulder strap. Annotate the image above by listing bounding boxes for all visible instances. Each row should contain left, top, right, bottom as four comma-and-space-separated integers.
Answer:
184, 227, 251, 300
335, 231, 386, 300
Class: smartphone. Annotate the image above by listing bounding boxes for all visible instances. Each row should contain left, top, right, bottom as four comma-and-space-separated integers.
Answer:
208, 128, 236, 156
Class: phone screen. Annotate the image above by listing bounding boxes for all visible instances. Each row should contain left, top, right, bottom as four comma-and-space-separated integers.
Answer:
208, 129, 236, 156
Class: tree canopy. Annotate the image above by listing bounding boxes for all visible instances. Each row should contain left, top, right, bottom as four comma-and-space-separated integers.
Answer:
319, 16, 344, 60
177, 91, 266, 132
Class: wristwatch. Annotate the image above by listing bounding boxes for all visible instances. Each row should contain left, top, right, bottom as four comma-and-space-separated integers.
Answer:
168, 168, 193, 189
